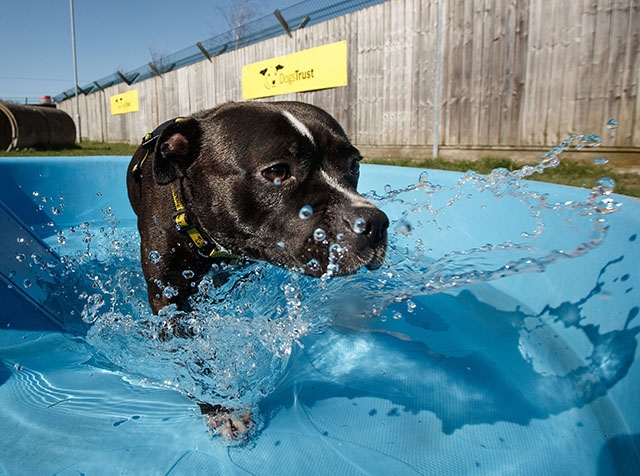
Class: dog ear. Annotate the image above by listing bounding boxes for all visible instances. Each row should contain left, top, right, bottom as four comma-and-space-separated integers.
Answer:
153, 118, 201, 184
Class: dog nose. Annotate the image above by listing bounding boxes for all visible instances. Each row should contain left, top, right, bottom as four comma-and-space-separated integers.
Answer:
349, 207, 389, 246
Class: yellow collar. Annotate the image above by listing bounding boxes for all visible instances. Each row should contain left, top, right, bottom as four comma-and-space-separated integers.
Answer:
170, 183, 237, 261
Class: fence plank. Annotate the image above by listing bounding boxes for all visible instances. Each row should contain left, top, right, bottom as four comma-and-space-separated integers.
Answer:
57, 0, 639, 157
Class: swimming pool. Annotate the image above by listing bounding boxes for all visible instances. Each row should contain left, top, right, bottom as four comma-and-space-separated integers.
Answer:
0, 156, 638, 475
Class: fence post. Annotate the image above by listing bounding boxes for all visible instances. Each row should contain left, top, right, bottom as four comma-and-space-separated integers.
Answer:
432, 0, 443, 158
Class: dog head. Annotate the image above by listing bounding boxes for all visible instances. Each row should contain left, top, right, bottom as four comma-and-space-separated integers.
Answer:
259, 64, 284, 90
151, 101, 388, 278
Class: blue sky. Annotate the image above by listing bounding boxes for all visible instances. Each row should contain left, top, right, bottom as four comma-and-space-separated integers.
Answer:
1, 0, 296, 102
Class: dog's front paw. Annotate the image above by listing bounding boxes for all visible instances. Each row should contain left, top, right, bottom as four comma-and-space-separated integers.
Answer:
200, 403, 253, 443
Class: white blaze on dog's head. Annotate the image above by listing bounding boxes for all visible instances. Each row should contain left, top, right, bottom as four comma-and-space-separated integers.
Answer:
320, 169, 373, 208
282, 108, 372, 209
282, 110, 315, 146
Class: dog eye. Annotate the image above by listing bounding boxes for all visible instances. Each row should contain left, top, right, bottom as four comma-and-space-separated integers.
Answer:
262, 164, 291, 184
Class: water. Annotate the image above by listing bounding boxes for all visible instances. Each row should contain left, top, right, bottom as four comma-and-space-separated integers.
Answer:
1, 133, 639, 473
26, 133, 625, 414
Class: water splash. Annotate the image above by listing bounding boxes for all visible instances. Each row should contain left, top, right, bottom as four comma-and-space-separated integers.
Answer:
31, 133, 623, 424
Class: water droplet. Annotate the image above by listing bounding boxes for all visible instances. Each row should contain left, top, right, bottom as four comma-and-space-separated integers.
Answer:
418, 171, 429, 184
13, 363, 22, 372
594, 177, 616, 195
273, 177, 282, 186
23, 280, 32, 289
352, 217, 367, 234
298, 205, 313, 220
16, 237, 25, 244
182, 269, 195, 279
384, 184, 392, 194
329, 243, 343, 255
595, 198, 622, 215
15, 253, 26, 262
305, 259, 321, 272
313, 228, 326, 242
32, 191, 39, 197
336, 233, 345, 241
394, 220, 412, 235
277, 241, 285, 249
57, 235, 66, 245
148, 250, 161, 264
82, 294, 105, 323
593, 157, 609, 165
162, 286, 179, 299
606, 118, 618, 130
392, 312, 403, 320
50, 206, 61, 216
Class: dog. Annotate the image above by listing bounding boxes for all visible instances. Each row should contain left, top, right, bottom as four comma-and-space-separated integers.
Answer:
126, 101, 389, 439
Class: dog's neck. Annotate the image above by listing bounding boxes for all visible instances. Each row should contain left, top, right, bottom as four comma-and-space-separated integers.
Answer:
170, 181, 238, 262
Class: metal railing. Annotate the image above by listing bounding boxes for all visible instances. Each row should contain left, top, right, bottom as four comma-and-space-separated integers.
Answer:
53, 0, 386, 103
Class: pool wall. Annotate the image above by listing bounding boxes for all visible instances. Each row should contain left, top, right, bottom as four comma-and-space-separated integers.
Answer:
1, 157, 639, 474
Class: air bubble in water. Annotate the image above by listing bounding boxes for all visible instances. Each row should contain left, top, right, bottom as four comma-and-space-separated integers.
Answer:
148, 250, 161, 264
606, 118, 618, 130
182, 269, 195, 279
298, 205, 313, 220
313, 228, 326, 242
352, 217, 367, 234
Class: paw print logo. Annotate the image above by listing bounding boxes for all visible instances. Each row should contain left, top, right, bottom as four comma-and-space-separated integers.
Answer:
259, 64, 284, 90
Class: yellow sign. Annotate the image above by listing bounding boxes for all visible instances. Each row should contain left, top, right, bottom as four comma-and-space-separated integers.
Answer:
110, 90, 139, 115
242, 41, 348, 100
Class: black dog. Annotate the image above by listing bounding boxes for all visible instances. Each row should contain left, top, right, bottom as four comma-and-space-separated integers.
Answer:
126, 101, 388, 438
127, 101, 388, 313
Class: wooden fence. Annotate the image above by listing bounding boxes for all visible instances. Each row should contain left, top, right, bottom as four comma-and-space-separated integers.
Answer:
58, 0, 640, 162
